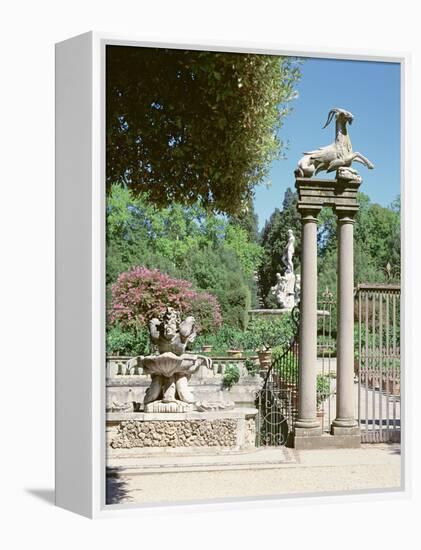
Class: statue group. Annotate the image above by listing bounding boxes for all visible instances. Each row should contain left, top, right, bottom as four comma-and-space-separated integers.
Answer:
271, 229, 300, 310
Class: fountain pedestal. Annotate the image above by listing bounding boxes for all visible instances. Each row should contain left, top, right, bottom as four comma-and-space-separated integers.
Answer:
107, 409, 258, 456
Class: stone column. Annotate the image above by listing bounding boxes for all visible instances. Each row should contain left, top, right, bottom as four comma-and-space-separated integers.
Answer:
332, 208, 359, 433
295, 208, 321, 434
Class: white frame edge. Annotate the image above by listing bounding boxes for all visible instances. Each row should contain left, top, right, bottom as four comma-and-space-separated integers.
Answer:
55, 31, 411, 519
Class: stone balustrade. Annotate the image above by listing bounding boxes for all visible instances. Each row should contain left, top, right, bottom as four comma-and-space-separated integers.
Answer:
106, 354, 262, 413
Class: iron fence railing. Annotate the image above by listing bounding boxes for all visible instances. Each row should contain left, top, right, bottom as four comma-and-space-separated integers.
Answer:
356, 284, 401, 443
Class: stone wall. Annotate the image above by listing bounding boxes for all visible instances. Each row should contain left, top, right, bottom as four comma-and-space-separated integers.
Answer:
110, 418, 238, 449
107, 409, 257, 454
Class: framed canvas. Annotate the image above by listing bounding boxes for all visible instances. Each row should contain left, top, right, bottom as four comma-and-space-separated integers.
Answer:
55, 32, 409, 518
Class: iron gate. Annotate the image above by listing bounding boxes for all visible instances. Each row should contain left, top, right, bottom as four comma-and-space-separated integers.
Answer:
356, 284, 401, 443
255, 310, 299, 447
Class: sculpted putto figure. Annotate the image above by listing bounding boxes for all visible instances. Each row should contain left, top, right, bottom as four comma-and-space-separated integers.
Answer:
142, 307, 211, 412
295, 108, 374, 179
148, 307, 196, 356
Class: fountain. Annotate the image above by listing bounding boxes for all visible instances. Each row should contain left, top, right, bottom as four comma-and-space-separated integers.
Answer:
106, 307, 259, 454
249, 229, 301, 322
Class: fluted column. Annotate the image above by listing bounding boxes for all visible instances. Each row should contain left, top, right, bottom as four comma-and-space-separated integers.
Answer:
295, 208, 321, 432
332, 209, 358, 432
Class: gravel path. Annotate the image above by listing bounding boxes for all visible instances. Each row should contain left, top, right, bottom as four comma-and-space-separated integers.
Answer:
106, 444, 401, 505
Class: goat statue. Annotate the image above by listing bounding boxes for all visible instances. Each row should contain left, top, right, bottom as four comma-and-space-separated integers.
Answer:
294, 108, 374, 179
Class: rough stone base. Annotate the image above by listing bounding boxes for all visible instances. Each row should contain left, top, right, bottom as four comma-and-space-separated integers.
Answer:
294, 432, 361, 450
294, 426, 322, 437
107, 409, 257, 456
330, 425, 360, 436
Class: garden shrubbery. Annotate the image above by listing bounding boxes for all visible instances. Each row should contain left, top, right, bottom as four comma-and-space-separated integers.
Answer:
243, 315, 295, 351
109, 266, 222, 335
193, 313, 296, 356
222, 365, 241, 388
106, 324, 151, 356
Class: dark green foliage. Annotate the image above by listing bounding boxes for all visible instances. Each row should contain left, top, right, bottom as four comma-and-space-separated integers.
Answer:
317, 193, 401, 299
354, 194, 401, 281
243, 315, 295, 351
179, 246, 253, 329
216, 276, 251, 330
228, 199, 260, 244
107, 47, 301, 215
106, 324, 151, 356
222, 365, 241, 388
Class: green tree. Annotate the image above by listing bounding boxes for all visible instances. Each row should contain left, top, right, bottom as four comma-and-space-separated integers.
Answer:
317, 193, 401, 298
225, 225, 263, 278
106, 183, 259, 328
228, 199, 260, 243
106, 47, 301, 215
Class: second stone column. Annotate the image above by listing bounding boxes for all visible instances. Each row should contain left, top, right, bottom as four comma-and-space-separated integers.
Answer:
295, 208, 321, 436
331, 208, 359, 435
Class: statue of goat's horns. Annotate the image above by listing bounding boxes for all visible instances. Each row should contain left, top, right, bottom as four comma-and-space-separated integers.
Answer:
322, 108, 340, 129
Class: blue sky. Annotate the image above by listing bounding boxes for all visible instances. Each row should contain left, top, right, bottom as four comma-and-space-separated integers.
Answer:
254, 57, 401, 229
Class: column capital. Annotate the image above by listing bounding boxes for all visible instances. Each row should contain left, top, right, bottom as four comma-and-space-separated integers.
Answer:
335, 206, 358, 224
298, 207, 321, 223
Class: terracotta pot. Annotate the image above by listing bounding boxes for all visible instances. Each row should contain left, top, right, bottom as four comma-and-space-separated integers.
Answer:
257, 349, 272, 369
227, 349, 242, 358
202, 345, 213, 353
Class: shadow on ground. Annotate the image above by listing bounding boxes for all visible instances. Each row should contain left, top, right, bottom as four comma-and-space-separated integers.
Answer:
106, 468, 133, 505
388, 445, 401, 455
25, 488, 55, 505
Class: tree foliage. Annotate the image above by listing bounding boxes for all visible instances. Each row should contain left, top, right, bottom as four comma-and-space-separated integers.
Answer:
106, 46, 301, 214
317, 192, 401, 296
106, 184, 263, 328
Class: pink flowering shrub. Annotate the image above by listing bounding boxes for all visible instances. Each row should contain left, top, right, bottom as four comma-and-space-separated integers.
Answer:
109, 266, 222, 334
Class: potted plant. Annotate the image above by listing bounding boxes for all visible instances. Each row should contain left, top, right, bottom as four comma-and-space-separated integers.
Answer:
224, 329, 243, 357
222, 364, 241, 388
256, 346, 272, 368
247, 316, 294, 369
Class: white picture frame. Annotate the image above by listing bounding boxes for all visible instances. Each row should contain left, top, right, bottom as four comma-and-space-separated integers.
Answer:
55, 31, 410, 518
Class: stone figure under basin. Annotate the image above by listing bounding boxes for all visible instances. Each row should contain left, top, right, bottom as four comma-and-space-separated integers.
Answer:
139, 307, 233, 413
